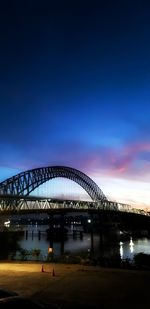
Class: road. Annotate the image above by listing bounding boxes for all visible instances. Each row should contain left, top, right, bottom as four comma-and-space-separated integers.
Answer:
0, 262, 150, 308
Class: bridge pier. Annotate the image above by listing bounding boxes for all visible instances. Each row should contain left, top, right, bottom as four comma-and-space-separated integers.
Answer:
80, 231, 83, 239
38, 230, 41, 240
48, 214, 54, 251
47, 212, 67, 256
60, 213, 65, 255
99, 213, 104, 255
25, 230, 28, 240
90, 213, 94, 257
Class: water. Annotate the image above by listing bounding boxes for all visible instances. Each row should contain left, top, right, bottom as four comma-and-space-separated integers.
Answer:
120, 237, 150, 260
13, 224, 150, 262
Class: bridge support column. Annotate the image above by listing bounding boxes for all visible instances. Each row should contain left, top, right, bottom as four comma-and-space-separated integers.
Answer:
25, 230, 28, 240
99, 213, 104, 255
60, 213, 65, 255
38, 230, 41, 240
49, 214, 54, 251
90, 213, 94, 257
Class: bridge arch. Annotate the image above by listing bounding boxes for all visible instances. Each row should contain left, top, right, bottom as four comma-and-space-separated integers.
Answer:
0, 166, 107, 202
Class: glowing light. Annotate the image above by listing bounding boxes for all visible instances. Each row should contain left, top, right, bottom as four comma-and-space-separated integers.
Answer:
129, 237, 134, 253
120, 243, 123, 259
4, 220, 10, 227
48, 247, 53, 253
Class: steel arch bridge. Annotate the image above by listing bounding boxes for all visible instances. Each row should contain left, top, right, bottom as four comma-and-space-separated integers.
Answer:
0, 166, 107, 202
0, 166, 149, 217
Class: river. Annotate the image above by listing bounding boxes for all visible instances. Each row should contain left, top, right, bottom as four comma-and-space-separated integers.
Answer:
11, 223, 150, 262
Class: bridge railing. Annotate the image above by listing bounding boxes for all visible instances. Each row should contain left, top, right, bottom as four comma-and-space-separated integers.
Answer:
0, 195, 149, 216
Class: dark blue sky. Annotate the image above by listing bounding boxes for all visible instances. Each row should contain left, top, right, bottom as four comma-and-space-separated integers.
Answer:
1, 0, 150, 208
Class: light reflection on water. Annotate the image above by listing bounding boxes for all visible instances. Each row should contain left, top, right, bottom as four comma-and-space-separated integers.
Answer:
16, 224, 150, 261
120, 237, 150, 260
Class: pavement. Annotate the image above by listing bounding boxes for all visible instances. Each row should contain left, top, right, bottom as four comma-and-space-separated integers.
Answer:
0, 261, 150, 308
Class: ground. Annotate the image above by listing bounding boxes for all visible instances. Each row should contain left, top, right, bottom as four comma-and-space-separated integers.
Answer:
0, 262, 149, 308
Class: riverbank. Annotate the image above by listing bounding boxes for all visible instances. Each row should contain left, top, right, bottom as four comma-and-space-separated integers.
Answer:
0, 261, 150, 308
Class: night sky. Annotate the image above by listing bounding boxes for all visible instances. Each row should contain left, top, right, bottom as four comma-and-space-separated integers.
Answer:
1, 0, 150, 209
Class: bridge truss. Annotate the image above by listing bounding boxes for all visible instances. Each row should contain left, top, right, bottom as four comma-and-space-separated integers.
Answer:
0, 166, 106, 202
0, 195, 148, 216
0, 166, 149, 216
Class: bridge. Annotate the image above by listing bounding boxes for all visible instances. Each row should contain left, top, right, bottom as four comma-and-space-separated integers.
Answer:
0, 165, 149, 217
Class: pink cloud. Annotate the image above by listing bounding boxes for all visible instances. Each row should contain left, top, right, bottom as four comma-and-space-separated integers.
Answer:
4, 139, 150, 183
63, 141, 150, 181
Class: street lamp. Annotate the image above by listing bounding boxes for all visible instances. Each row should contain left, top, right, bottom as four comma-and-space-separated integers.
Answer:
48, 247, 53, 254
